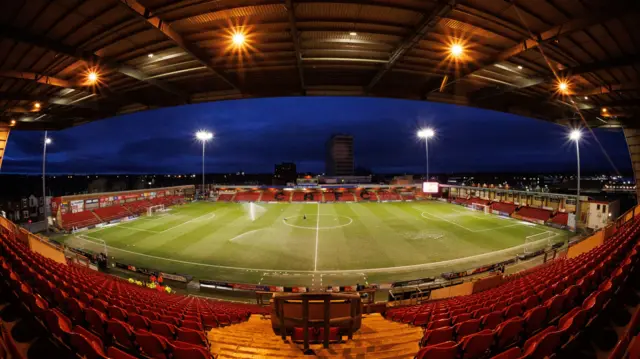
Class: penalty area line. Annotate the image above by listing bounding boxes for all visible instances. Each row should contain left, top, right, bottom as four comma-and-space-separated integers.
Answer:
314, 202, 320, 272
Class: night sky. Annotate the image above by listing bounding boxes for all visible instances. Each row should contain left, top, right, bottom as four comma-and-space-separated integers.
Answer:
2, 97, 632, 175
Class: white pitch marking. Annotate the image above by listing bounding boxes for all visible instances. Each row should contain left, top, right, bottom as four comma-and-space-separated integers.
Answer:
314, 202, 320, 272
228, 229, 264, 242
158, 212, 216, 233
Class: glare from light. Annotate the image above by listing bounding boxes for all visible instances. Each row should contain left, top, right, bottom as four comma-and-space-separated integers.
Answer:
517, 65, 523, 70
569, 129, 582, 141
450, 43, 464, 58
33, 102, 41, 109
45, 137, 52, 145
87, 71, 98, 84
349, 32, 357, 36
232, 32, 245, 46
10, 120, 16, 126
148, 53, 154, 58
602, 107, 608, 112
558, 80, 569, 94
196, 131, 213, 141
417, 128, 435, 139
584, 96, 588, 100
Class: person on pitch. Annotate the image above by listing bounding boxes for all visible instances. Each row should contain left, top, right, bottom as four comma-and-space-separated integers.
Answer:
303, 214, 307, 220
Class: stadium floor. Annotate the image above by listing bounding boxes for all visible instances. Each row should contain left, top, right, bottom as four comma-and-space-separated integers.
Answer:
63, 201, 568, 288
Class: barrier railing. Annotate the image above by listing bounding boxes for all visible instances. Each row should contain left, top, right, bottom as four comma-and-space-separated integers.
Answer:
273, 292, 361, 351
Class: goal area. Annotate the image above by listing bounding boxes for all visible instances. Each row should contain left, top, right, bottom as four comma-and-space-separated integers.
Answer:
523, 231, 555, 254
471, 203, 490, 214
147, 204, 165, 216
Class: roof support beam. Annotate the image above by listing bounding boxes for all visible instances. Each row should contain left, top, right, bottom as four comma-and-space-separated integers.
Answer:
285, 0, 305, 93
470, 53, 640, 101
0, 70, 76, 88
426, 3, 638, 95
117, 0, 241, 93
0, 24, 190, 103
575, 82, 640, 96
0, 92, 103, 110
366, 0, 456, 92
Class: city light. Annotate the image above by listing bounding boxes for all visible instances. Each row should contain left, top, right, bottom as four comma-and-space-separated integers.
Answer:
232, 32, 246, 46
569, 129, 582, 141
196, 131, 213, 141
417, 128, 435, 139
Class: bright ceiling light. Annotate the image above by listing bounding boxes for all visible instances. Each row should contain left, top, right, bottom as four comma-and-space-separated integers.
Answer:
602, 107, 608, 112
232, 32, 245, 46
584, 96, 588, 100
87, 71, 98, 84
349, 32, 357, 36
417, 128, 435, 139
196, 131, 213, 141
33, 102, 41, 109
517, 65, 523, 70
148, 53, 154, 58
450, 43, 464, 58
558, 80, 569, 93
10, 120, 16, 126
569, 129, 582, 141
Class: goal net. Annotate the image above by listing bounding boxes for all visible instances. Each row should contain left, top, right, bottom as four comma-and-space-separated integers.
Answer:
523, 231, 555, 255
147, 204, 165, 216
471, 203, 490, 214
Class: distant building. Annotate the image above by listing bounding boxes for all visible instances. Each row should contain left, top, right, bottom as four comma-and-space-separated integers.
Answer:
326, 134, 354, 176
274, 162, 297, 184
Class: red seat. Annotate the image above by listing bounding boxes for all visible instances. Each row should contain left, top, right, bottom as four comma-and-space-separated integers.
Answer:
557, 308, 588, 339
481, 311, 503, 330
473, 308, 490, 319
44, 309, 73, 344
158, 314, 180, 326
150, 320, 176, 340
181, 320, 203, 331
92, 298, 109, 314
521, 326, 562, 359
427, 318, 451, 330
176, 327, 208, 348
169, 341, 211, 359
108, 305, 128, 322
141, 309, 159, 321
521, 296, 538, 311
561, 285, 580, 309
70, 326, 107, 359
85, 307, 108, 339
421, 326, 454, 347
503, 304, 522, 320
523, 306, 547, 335
460, 329, 494, 359
495, 317, 524, 350
107, 346, 137, 359
455, 319, 481, 340
136, 330, 169, 359
453, 313, 472, 324
216, 313, 231, 326
489, 347, 522, 359
66, 297, 86, 324
128, 313, 150, 331
413, 312, 431, 326
106, 319, 136, 351
415, 341, 460, 359
202, 315, 218, 329
543, 294, 567, 321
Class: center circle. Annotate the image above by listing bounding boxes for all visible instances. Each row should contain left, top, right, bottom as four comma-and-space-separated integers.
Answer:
282, 214, 353, 230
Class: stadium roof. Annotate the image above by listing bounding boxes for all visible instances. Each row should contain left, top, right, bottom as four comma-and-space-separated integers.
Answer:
1, 0, 639, 130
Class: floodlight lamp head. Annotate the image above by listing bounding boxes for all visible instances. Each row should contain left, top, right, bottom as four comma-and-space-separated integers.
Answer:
569, 129, 582, 141
418, 128, 435, 139
196, 131, 213, 141
45, 138, 52, 145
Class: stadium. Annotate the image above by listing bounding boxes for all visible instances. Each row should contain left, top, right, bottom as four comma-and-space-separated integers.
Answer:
0, 0, 639, 359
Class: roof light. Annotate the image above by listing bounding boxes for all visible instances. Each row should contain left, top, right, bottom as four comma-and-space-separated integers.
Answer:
232, 32, 245, 46
569, 129, 582, 141
148, 53, 154, 58
584, 96, 588, 100
349, 32, 357, 36
557, 80, 569, 94
87, 71, 98, 84
417, 128, 435, 139
450, 43, 464, 58
33, 102, 41, 109
9, 120, 16, 126
196, 131, 213, 141
602, 107, 608, 113
517, 65, 523, 70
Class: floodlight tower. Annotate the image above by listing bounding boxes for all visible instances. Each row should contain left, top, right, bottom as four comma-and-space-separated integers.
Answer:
569, 129, 582, 229
417, 128, 435, 181
196, 131, 214, 199
42, 132, 52, 234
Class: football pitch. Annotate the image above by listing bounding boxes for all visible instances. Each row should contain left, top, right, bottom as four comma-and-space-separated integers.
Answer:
63, 201, 568, 288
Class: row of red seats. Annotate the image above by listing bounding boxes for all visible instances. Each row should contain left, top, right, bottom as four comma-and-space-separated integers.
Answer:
234, 192, 261, 201
516, 207, 552, 222
93, 206, 130, 223
216, 193, 234, 201
60, 211, 101, 231
0, 231, 266, 359
378, 191, 402, 201
549, 212, 569, 226
491, 202, 517, 215
395, 219, 640, 359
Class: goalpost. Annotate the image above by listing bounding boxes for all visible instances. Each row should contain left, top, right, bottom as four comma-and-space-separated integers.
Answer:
523, 231, 555, 255
471, 203, 491, 214
147, 204, 165, 216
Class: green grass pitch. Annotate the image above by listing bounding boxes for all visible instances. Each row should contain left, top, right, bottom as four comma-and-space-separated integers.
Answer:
63, 201, 568, 288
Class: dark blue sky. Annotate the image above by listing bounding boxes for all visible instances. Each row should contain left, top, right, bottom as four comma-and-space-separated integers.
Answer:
2, 97, 631, 175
